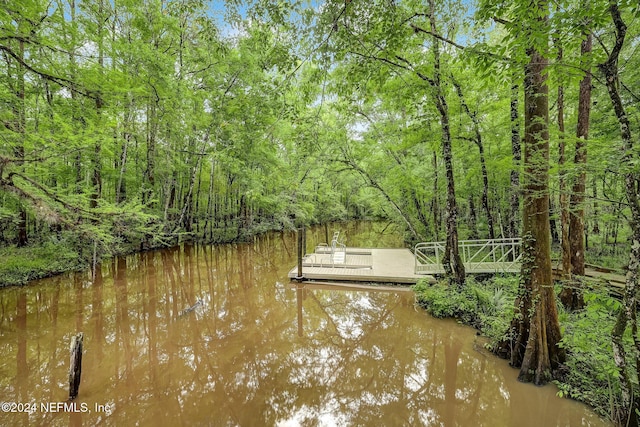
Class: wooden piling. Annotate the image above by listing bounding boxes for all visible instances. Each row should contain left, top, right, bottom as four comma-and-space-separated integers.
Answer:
296, 227, 304, 280
69, 332, 83, 400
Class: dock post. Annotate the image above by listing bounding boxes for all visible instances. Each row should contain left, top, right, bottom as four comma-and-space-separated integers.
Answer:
296, 226, 304, 281
302, 227, 307, 256
69, 332, 83, 400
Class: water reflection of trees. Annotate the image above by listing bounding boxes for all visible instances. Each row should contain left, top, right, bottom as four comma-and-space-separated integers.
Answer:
0, 227, 610, 426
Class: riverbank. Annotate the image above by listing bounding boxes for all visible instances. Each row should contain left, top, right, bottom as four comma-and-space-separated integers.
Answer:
413, 276, 622, 424
0, 218, 385, 288
0, 240, 87, 287
0, 220, 294, 288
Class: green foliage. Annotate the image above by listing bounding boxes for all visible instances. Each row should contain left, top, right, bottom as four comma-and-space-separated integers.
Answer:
0, 238, 84, 287
555, 289, 629, 419
413, 275, 518, 347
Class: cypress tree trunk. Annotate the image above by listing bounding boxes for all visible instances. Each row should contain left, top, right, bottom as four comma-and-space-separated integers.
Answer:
504, 2, 565, 384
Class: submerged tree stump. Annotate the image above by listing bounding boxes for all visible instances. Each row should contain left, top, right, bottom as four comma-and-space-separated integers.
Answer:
69, 332, 84, 400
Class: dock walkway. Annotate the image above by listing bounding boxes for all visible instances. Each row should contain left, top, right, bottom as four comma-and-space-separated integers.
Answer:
288, 248, 430, 284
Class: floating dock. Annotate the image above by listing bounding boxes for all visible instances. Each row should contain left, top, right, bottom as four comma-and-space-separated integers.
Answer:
288, 244, 628, 290
288, 247, 433, 284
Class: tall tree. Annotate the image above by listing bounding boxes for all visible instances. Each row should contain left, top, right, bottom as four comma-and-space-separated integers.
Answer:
425, 0, 465, 286
508, 82, 521, 239
597, 1, 640, 424
556, 39, 572, 283
560, 4, 592, 310
483, 0, 566, 385
2, 8, 29, 246
451, 76, 495, 240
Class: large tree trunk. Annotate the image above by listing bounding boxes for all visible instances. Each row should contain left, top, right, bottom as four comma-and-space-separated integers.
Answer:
599, 3, 640, 424
505, 4, 565, 384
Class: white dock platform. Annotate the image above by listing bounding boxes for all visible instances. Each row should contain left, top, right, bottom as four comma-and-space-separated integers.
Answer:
288, 248, 433, 284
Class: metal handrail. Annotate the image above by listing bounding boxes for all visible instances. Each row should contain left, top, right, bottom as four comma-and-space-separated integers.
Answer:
415, 238, 522, 274
330, 235, 347, 267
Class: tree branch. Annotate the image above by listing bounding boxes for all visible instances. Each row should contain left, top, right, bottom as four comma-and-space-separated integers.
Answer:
0, 44, 97, 100
411, 22, 511, 62
410, 23, 466, 50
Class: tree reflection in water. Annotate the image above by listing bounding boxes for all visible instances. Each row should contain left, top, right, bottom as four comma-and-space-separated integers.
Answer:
0, 223, 611, 426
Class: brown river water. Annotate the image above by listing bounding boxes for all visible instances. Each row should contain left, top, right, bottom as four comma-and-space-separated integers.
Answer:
0, 222, 611, 426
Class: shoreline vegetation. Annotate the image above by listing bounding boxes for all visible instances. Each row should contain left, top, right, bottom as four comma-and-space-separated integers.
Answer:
0, 218, 318, 288
414, 273, 626, 422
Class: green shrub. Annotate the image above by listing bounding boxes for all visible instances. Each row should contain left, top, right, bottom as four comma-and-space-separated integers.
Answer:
0, 239, 84, 287
414, 279, 476, 322
413, 276, 518, 347
555, 289, 627, 419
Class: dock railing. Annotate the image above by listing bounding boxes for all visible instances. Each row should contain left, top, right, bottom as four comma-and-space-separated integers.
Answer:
415, 238, 522, 274
308, 231, 348, 268
330, 233, 347, 266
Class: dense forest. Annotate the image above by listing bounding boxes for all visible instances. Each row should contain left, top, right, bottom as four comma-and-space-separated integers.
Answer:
1, 0, 639, 424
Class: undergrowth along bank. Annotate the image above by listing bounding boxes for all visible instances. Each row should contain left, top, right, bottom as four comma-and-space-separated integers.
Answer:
0, 218, 293, 288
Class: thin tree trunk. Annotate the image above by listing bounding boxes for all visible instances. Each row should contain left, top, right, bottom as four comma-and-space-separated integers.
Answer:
509, 83, 521, 239
549, 201, 559, 244
203, 159, 215, 240
599, 3, 640, 423
91, 0, 105, 210
432, 150, 440, 240
592, 178, 600, 234
428, 0, 464, 287
452, 78, 495, 239
116, 136, 128, 204
557, 43, 572, 282
176, 153, 202, 234
569, 47, 592, 275
468, 196, 478, 240
145, 97, 158, 203
565, 11, 592, 310
15, 37, 27, 246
